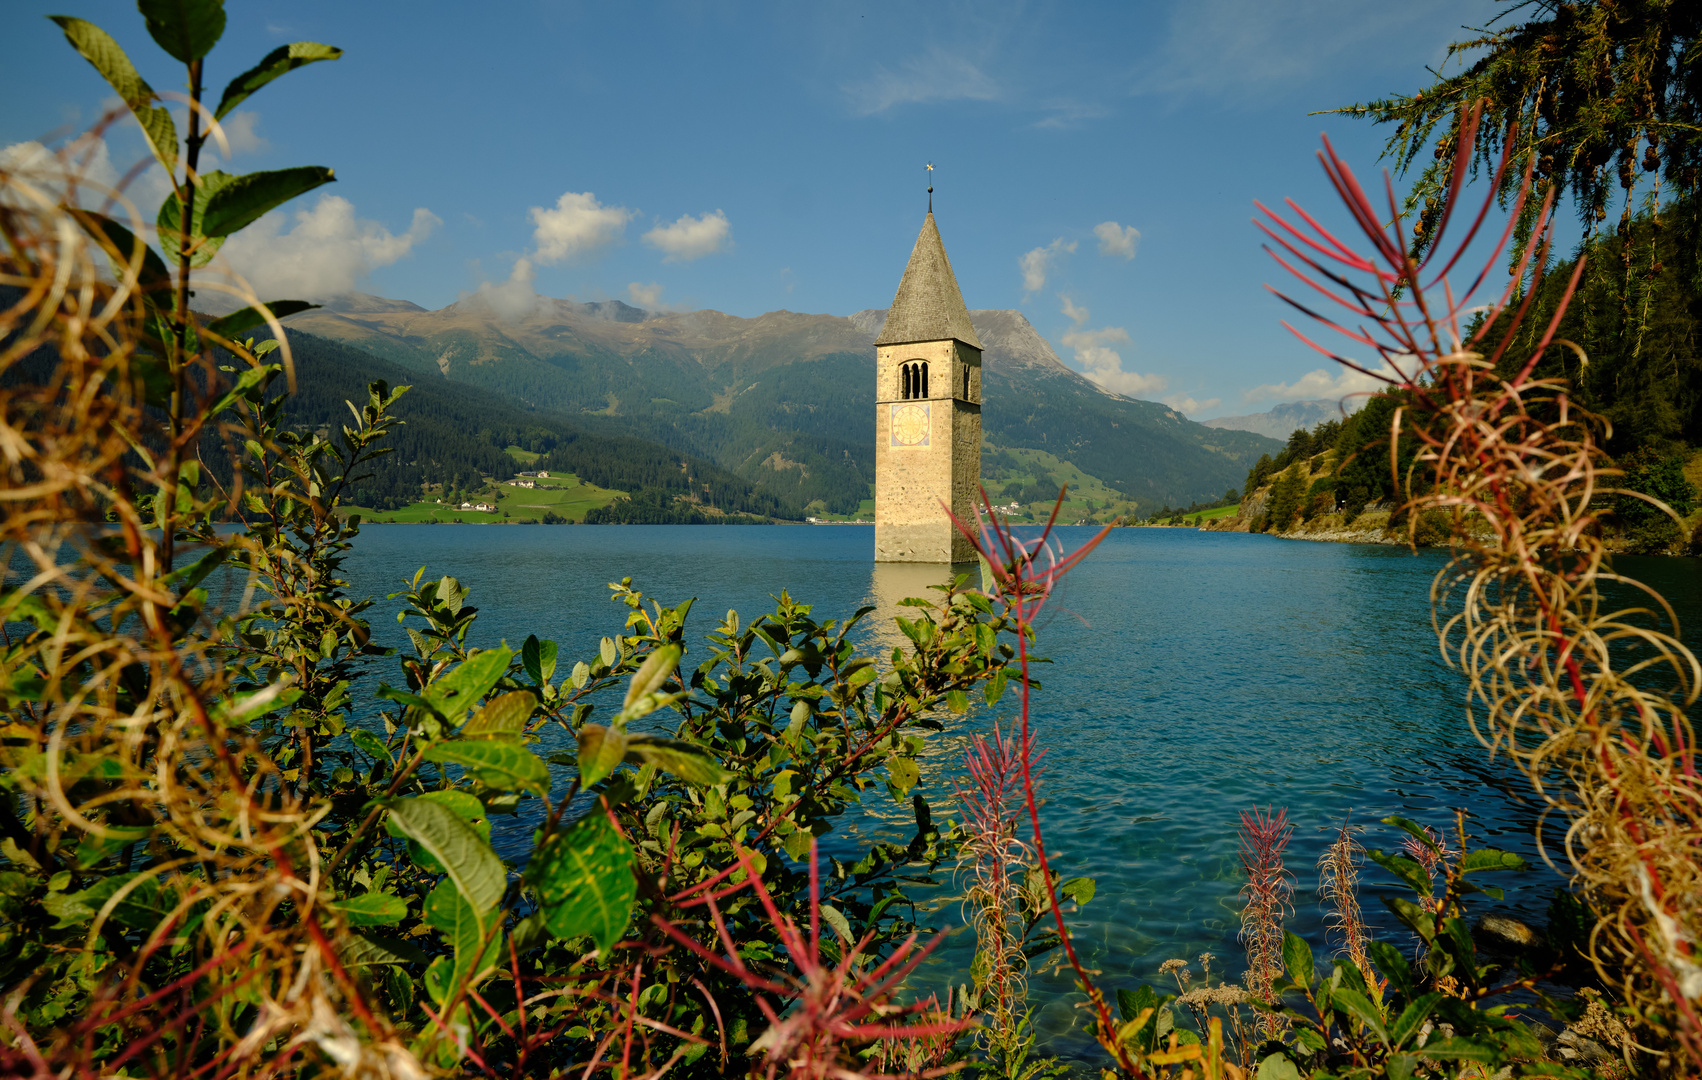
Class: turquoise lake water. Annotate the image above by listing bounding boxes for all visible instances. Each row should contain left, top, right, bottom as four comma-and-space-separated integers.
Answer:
338, 523, 1701, 1060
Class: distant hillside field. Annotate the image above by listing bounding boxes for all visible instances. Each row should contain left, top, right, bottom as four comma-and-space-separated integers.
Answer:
283, 294, 1280, 511
261, 330, 797, 522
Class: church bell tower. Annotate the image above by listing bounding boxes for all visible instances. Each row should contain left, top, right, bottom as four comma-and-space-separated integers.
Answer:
873, 210, 981, 563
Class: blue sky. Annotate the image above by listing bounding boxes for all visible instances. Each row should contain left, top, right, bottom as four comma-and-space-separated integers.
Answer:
4, 0, 1503, 419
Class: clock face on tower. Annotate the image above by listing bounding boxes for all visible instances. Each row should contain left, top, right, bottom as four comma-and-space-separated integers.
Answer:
890, 402, 930, 447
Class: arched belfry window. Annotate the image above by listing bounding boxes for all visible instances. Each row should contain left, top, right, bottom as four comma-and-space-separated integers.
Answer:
964, 368, 971, 401
900, 361, 929, 400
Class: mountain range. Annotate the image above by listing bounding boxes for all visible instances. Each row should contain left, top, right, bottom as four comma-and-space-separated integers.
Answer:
1202, 399, 1361, 440
280, 293, 1280, 513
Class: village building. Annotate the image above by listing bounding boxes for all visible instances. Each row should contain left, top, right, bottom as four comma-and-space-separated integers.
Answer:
873, 208, 982, 563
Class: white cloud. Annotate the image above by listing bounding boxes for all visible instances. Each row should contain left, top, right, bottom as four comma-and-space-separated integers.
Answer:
1059, 294, 1089, 327
845, 48, 1000, 114
1060, 325, 1167, 398
529, 191, 633, 264
211, 110, 268, 159
464, 257, 550, 321
643, 210, 731, 263
1094, 220, 1140, 260
1163, 394, 1221, 416
627, 281, 664, 309
216, 194, 439, 300
1243, 361, 1404, 403
1019, 237, 1076, 295
1062, 326, 1131, 351
0, 136, 172, 217
1033, 98, 1110, 130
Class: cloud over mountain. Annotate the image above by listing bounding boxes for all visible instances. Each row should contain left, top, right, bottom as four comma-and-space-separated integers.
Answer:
1020, 237, 1075, 294
530, 191, 634, 263
217, 194, 439, 300
643, 210, 731, 262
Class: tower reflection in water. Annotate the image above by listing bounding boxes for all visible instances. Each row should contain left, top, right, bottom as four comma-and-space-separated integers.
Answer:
860, 560, 979, 658
843, 559, 987, 897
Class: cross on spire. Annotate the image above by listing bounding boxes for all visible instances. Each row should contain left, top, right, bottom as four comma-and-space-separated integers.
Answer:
926, 162, 934, 213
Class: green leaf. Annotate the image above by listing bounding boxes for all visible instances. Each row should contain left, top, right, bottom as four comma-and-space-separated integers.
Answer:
1389, 992, 1444, 1048
818, 903, 853, 944
1384, 1053, 1418, 1080
1282, 931, 1314, 989
73, 211, 172, 309
328, 892, 407, 927
522, 635, 557, 685
1117, 984, 1155, 1026
1255, 1055, 1301, 1080
215, 41, 342, 120
379, 795, 504, 926
1382, 816, 1441, 853
424, 740, 550, 795
63, 873, 168, 932
349, 729, 388, 760
619, 643, 680, 718
984, 668, 1007, 706
158, 169, 237, 266
1418, 1037, 1500, 1063
1369, 940, 1416, 997
424, 880, 501, 991
339, 932, 427, 968
527, 810, 635, 953
205, 300, 316, 338
421, 647, 513, 721
1385, 896, 1437, 942
138, 0, 225, 62
1368, 849, 1433, 899
1458, 848, 1529, 874
576, 724, 628, 788
462, 690, 534, 740
622, 734, 732, 787
201, 166, 335, 238
1332, 987, 1389, 1045
1059, 876, 1096, 906
50, 17, 178, 174
74, 826, 150, 869
887, 756, 919, 795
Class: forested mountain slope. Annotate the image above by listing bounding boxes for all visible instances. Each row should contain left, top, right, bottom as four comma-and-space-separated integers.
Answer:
287, 295, 1279, 508
264, 331, 795, 519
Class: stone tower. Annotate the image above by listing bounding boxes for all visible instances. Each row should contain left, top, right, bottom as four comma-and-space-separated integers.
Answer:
873, 212, 982, 563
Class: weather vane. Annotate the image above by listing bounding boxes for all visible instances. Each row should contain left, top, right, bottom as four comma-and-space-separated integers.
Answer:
926, 162, 934, 213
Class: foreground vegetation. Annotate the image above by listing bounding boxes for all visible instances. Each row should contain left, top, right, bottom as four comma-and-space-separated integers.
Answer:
4, 2, 1702, 1078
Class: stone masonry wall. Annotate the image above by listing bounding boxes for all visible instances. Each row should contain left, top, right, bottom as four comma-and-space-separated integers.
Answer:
875, 339, 982, 563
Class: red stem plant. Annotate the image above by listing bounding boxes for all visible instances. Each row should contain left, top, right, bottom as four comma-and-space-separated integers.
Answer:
653, 841, 971, 1080
950, 495, 1185, 1078
952, 719, 1035, 1060
1259, 99, 1702, 1065
1236, 808, 1293, 1039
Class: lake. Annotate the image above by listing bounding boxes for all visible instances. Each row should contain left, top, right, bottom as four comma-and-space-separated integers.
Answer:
340, 523, 1700, 1061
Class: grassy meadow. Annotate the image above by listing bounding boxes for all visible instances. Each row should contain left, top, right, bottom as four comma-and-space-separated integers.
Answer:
343, 448, 627, 523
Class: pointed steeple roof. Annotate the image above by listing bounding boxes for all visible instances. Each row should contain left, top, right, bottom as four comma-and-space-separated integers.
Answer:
873, 212, 983, 351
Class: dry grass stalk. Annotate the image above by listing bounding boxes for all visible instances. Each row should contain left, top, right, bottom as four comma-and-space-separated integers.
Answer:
1261, 99, 1702, 1066
952, 719, 1034, 1057
1317, 819, 1374, 989
0, 141, 424, 1077
1236, 807, 1292, 1039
